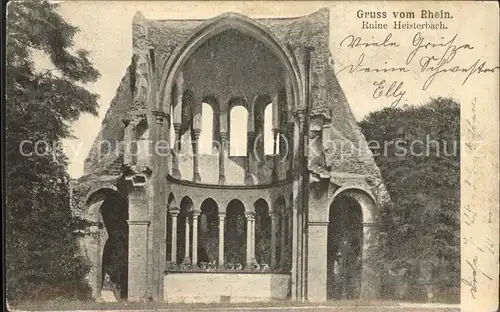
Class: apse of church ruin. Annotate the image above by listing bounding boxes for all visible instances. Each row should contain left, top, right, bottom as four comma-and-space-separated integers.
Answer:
74, 8, 389, 304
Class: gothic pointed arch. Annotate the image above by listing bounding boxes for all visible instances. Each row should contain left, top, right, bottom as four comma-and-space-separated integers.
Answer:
158, 13, 301, 113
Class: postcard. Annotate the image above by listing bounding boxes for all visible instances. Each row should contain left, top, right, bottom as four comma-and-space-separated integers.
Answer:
5, 1, 498, 311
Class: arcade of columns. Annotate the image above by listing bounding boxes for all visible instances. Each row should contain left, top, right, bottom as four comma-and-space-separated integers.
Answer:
166, 201, 292, 270
166, 69, 294, 185
121, 45, 314, 301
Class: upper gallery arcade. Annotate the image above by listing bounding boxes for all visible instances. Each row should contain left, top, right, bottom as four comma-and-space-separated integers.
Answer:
73, 8, 390, 304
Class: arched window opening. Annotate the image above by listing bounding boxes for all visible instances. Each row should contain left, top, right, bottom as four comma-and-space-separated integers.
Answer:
176, 196, 194, 264
87, 190, 128, 299
199, 103, 214, 155
135, 122, 149, 166
166, 193, 177, 263
274, 197, 286, 267
225, 199, 246, 266
254, 199, 271, 265
170, 105, 176, 149
264, 103, 279, 155
327, 195, 363, 300
229, 106, 248, 156
199, 198, 219, 264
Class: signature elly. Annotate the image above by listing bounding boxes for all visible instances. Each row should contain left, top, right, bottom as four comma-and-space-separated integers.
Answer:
372, 80, 406, 107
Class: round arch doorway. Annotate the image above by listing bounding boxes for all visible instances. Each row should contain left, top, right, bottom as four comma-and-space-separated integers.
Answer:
100, 191, 128, 300
327, 195, 363, 300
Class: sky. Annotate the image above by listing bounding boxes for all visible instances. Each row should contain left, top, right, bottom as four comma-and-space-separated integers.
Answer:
42, 1, 498, 178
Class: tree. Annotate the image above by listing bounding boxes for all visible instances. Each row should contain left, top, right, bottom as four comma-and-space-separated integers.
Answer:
6, 0, 100, 302
359, 98, 460, 302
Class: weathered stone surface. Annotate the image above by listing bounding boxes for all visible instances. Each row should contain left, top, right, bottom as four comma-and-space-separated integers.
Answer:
76, 8, 389, 303
164, 273, 290, 303
83, 66, 133, 176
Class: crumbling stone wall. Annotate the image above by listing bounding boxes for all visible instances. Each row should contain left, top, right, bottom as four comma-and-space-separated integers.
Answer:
84, 66, 133, 176
81, 7, 388, 202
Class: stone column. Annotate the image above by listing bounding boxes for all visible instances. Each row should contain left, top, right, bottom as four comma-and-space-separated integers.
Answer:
153, 111, 169, 301
284, 73, 294, 117
182, 214, 191, 264
171, 123, 181, 178
84, 224, 103, 299
171, 71, 183, 179
245, 212, 255, 267
218, 212, 226, 267
245, 131, 255, 184
98, 225, 108, 298
272, 129, 279, 181
291, 109, 306, 300
192, 129, 201, 182
251, 215, 257, 265
307, 222, 328, 302
271, 211, 278, 269
287, 209, 293, 270
191, 210, 200, 266
219, 132, 227, 184
280, 213, 287, 269
126, 176, 150, 301
169, 207, 180, 263
361, 223, 379, 300
272, 91, 280, 181
127, 220, 150, 301
272, 92, 280, 130
273, 129, 279, 154
122, 119, 133, 165
287, 123, 294, 179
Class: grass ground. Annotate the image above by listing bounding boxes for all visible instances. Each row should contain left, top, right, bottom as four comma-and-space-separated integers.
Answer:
11, 299, 460, 311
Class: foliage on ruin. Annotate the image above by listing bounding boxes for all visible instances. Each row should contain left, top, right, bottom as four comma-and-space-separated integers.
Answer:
6, 0, 100, 302
359, 98, 460, 302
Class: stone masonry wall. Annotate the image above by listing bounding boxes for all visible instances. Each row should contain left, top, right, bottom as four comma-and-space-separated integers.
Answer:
84, 66, 133, 176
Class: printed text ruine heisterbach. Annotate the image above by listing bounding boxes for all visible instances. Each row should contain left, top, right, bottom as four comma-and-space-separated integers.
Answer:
362, 20, 448, 30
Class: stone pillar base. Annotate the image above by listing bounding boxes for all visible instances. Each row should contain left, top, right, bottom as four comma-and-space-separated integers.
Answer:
306, 222, 328, 302
172, 169, 181, 179
127, 220, 150, 302
244, 173, 254, 185
193, 173, 201, 183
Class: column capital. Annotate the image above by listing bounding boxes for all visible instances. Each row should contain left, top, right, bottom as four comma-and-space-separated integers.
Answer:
87, 224, 101, 234
169, 206, 180, 216
122, 118, 131, 127
292, 45, 310, 57
307, 221, 329, 226
293, 110, 306, 123
270, 210, 280, 219
124, 170, 151, 187
245, 211, 255, 220
193, 129, 201, 139
175, 70, 184, 85
173, 123, 182, 131
218, 212, 226, 219
152, 110, 168, 125
127, 220, 151, 226
192, 210, 201, 217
